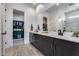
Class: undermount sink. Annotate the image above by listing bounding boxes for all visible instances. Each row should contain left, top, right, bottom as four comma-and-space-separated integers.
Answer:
63, 32, 73, 37
48, 32, 58, 36
48, 31, 74, 37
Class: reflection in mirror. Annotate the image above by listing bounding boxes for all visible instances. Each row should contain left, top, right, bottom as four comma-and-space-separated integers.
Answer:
43, 17, 48, 31
58, 17, 65, 33
65, 8, 79, 32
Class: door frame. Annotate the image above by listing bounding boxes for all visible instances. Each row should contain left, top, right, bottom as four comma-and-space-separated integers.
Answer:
13, 9, 25, 45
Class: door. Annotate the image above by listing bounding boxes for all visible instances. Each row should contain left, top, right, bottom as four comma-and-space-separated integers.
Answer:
0, 3, 6, 56
1, 3, 6, 56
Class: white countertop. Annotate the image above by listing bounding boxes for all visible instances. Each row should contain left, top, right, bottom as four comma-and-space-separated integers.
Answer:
29, 31, 79, 43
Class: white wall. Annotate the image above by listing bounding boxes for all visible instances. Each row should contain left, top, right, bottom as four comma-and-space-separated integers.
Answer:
13, 13, 24, 21
27, 8, 37, 31
5, 3, 36, 48
26, 8, 50, 32
49, 8, 66, 31
36, 12, 50, 32
0, 3, 2, 56
48, 4, 79, 32
25, 8, 37, 44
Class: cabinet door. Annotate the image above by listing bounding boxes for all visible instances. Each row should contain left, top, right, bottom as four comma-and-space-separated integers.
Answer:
34, 34, 40, 49
29, 33, 33, 43
29, 33, 35, 45
40, 36, 54, 56
54, 39, 73, 56
73, 48, 79, 56
71, 43, 79, 56
29, 33, 32, 43
33, 34, 45, 52
55, 44, 73, 56
44, 37, 54, 56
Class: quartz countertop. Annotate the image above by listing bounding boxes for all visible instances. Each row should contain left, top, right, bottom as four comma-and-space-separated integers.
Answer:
29, 31, 79, 43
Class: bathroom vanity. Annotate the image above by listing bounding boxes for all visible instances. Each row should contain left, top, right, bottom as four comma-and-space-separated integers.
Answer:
29, 31, 79, 56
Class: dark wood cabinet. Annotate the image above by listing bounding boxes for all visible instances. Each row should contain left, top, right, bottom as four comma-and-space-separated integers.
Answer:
29, 32, 79, 56
34, 34, 41, 50
54, 39, 79, 56
29, 33, 34, 43
39, 36, 54, 56
54, 39, 73, 56
29, 33, 54, 56
29, 33, 36, 46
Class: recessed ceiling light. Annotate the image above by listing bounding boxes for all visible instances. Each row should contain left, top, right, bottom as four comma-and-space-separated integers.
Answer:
33, 3, 36, 5
56, 3, 59, 5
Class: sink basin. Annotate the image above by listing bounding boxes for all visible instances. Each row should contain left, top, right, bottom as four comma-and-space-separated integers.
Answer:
63, 32, 73, 37
48, 32, 58, 36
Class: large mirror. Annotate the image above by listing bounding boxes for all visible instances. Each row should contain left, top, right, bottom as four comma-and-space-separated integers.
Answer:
64, 8, 79, 32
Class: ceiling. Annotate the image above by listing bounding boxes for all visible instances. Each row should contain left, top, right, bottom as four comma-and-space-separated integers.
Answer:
26, 3, 56, 13
25, 3, 75, 13
25, 3, 40, 8
46, 3, 75, 12
26, 3, 55, 9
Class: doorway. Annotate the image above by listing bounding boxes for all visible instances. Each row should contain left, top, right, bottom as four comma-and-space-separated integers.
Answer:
13, 9, 24, 45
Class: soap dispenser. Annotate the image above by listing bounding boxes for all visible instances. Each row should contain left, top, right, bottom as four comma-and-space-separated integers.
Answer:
30, 24, 33, 31
58, 29, 63, 35
38, 24, 40, 31
36, 24, 40, 32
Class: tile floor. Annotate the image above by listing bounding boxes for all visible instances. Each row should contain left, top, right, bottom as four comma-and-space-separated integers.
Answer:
5, 44, 44, 56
